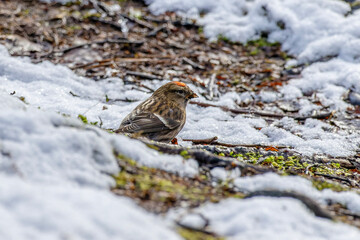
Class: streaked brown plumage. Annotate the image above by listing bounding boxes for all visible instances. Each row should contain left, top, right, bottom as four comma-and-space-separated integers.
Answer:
115, 81, 198, 142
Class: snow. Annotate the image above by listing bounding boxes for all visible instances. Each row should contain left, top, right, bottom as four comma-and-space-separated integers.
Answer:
168, 173, 360, 239
0, 175, 182, 240
234, 173, 360, 215
184, 197, 360, 240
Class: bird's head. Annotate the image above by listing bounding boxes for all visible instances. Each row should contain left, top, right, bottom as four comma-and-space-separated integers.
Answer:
153, 81, 198, 105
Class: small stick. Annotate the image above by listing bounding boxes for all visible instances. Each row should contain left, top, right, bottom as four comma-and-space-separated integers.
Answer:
126, 71, 159, 80
146, 25, 166, 37
212, 142, 289, 149
55, 39, 144, 55
245, 190, 332, 219
90, 17, 123, 31
208, 74, 216, 100
183, 136, 218, 144
314, 172, 355, 186
190, 101, 335, 120
183, 57, 205, 70
120, 13, 154, 29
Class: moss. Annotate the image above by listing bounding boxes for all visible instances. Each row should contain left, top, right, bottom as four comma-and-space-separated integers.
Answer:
21, 9, 30, 16
311, 164, 350, 177
180, 150, 191, 159
18, 96, 27, 104
78, 114, 88, 124
65, 0, 81, 6
146, 144, 160, 151
261, 155, 310, 172
83, 11, 101, 19
178, 227, 225, 240
217, 34, 232, 43
113, 154, 245, 212
312, 179, 349, 192
247, 37, 280, 47
250, 48, 259, 56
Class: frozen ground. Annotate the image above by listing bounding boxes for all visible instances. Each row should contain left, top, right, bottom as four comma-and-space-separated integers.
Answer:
1, 0, 360, 239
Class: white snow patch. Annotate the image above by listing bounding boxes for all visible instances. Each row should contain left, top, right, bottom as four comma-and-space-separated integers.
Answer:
190, 197, 360, 240
234, 173, 360, 215
0, 175, 182, 240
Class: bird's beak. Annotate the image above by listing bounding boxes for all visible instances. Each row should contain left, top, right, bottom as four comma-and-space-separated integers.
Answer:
187, 92, 198, 99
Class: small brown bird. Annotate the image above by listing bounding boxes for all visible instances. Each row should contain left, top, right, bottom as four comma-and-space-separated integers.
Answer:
116, 81, 198, 142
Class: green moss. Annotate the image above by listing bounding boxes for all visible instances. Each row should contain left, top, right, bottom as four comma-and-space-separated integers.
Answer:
312, 164, 350, 177
83, 11, 101, 19
21, 9, 30, 16
180, 150, 191, 159
77, 114, 99, 126
312, 179, 348, 192
262, 155, 308, 172
145, 144, 160, 151
117, 154, 137, 165
65, 0, 81, 6
244, 152, 261, 164
247, 37, 280, 47
217, 34, 232, 43
77, 114, 88, 124
113, 154, 244, 208
250, 48, 259, 56
178, 227, 225, 240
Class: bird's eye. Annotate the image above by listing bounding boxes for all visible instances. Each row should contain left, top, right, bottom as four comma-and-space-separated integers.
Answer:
176, 90, 184, 94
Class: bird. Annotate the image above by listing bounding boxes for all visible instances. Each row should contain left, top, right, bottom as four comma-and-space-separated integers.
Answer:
115, 81, 198, 143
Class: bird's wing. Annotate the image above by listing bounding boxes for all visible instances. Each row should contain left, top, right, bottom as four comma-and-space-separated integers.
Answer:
118, 111, 181, 133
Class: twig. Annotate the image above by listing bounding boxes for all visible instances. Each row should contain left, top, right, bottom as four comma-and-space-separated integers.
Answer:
305, 164, 319, 175
294, 111, 336, 121
120, 13, 154, 29
189, 101, 285, 118
183, 137, 287, 150
56, 39, 144, 54
172, 19, 200, 28
245, 190, 332, 219
126, 71, 159, 80
139, 84, 155, 93
139, 139, 271, 173
208, 74, 216, 100
69, 91, 80, 97
90, 17, 123, 31
142, 16, 200, 28
71, 57, 170, 70
146, 25, 166, 37
211, 142, 288, 149
190, 101, 335, 121
107, 98, 138, 103
314, 172, 355, 186
183, 136, 218, 144
336, 208, 360, 219
183, 57, 205, 70
176, 221, 215, 237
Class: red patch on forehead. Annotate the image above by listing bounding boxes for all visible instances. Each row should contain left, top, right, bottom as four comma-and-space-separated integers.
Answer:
173, 81, 186, 87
